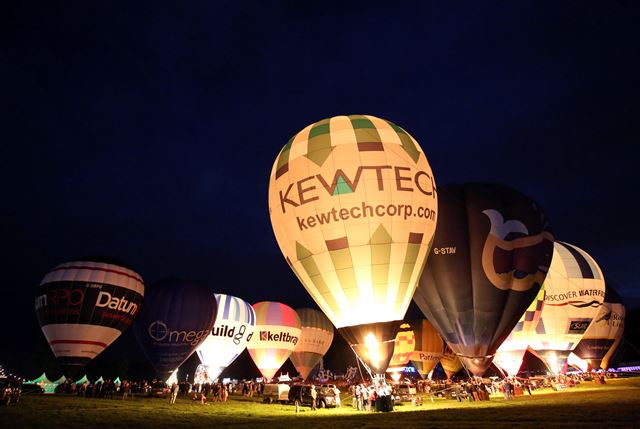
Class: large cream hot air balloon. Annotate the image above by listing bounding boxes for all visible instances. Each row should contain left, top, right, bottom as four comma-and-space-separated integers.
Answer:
528, 241, 606, 374
493, 284, 546, 376
290, 308, 334, 380
247, 301, 301, 380
268, 115, 437, 376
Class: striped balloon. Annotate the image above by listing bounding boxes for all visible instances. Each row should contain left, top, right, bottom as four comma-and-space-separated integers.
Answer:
35, 257, 144, 377
290, 308, 334, 380
196, 294, 256, 381
494, 284, 546, 376
409, 319, 444, 378
528, 241, 606, 374
247, 301, 301, 380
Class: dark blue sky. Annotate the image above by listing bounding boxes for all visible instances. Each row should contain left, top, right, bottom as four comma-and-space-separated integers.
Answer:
1, 1, 638, 373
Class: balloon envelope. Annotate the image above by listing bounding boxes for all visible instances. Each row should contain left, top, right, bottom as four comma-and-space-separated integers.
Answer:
289, 308, 334, 380
268, 115, 438, 374
528, 241, 606, 374
196, 294, 256, 381
440, 345, 464, 380
414, 184, 554, 376
35, 257, 144, 377
134, 278, 217, 378
572, 285, 625, 370
409, 319, 445, 378
494, 283, 546, 376
247, 301, 301, 380
387, 323, 416, 370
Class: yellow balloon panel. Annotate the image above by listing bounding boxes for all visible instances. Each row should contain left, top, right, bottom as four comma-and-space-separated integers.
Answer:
494, 284, 546, 375
269, 115, 437, 328
529, 241, 605, 353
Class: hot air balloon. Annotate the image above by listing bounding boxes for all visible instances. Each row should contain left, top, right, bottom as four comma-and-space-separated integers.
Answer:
440, 345, 463, 380
133, 278, 217, 378
35, 257, 144, 377
493, 284, 546, 376
571, 285, 624, 371
409, 319, 445, 379
268, 115, 438, 377
528, 241, 606, 374
196, 294, 256, 381
289, 308, 334, 380
387, 323, 416, 372
247, 301, 301, 380
413, 184, 554, 377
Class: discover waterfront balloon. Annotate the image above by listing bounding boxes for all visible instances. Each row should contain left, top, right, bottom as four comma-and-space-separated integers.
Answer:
134, 278, 217, 378
35, 257, 144, 377
247, 301, 301, 380
268, 115, 438, 376
572, 285, 625, 370
196, 294, 256, 381
289, 308, 334, 380
493, 284, 546, 376
528, 241, 606, 374
414, 184, 554, 376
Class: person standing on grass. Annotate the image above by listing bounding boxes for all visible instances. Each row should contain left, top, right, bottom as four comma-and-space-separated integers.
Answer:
170, 382, 178, 404
310, 385, 317, 410
332, 385, 341, 407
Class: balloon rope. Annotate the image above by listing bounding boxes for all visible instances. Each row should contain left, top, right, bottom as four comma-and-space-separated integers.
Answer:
350, 344, 373, 381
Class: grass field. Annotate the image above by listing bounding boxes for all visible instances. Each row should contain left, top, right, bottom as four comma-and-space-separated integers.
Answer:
2, 378, 640, 428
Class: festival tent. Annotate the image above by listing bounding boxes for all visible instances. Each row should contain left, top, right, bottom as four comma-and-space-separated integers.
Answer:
52, 375, 67, 384
26, 373, 52, 384
74, 375, 89, 385
25, 373, 60, 394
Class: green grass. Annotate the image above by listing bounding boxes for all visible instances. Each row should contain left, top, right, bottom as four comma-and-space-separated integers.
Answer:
2, 378, 640, 428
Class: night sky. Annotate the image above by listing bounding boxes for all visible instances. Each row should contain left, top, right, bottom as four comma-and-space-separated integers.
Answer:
1, 1, 639, 378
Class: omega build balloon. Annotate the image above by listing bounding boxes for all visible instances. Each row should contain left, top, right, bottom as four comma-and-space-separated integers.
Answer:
414, 184, 554, 377
247, 301, 301, 380
528, 242, 606, 374
196, 294, 256, 381
268, 115, 437, 375
289, 308, 334, 380
35, 257, 144, 377
134, 278, 217, 378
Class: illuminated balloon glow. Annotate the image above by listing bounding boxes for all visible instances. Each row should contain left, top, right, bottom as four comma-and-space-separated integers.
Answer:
268, 115, 437, 375
36, 257, 144, 377
387, 323, 416, 372
196, 294, 256, 381
290, 308, 334, 380
247, 301, 301, 380
528, 241, 606, 374
414, 184, 554, 376
494, 284, 546, 376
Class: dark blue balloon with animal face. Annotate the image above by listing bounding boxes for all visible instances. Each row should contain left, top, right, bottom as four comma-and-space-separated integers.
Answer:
134, 278, 217, 378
